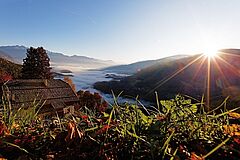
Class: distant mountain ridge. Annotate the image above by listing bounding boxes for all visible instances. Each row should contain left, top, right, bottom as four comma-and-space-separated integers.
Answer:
0, 45, 116, 70
0, 50, 15, 62
103, 55, 188, 74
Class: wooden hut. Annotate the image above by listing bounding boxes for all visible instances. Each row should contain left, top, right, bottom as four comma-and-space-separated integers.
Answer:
1, 79, 79, 117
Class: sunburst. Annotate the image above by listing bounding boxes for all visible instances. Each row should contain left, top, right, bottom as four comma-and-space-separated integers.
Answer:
203, 48, 219, 58
146, 48, 237, 110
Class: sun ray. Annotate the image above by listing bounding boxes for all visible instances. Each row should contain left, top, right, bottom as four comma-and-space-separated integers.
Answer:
204, 52, 240, 108
146, 54, 204, 96
220, 51, 240, 58
212, 57, 231, 87
205, 54, 223, 108
215, 56, 240, 77
146, 50, 239, 110
206, 55, 211, 109
192, 56, 207, 80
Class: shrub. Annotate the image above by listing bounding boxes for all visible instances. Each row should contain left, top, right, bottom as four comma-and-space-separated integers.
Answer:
77, 90, 108, 112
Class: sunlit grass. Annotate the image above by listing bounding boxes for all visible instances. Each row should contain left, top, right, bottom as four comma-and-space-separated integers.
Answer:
1, 89, 239, 159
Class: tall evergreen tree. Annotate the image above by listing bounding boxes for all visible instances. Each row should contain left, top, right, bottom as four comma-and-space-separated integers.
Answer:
21, 47, 52, 79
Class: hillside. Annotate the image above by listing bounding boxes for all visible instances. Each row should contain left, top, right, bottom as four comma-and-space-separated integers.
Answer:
102, 55, 188, 74
0, 45, 116, 70
94, 50, 240, 107
0, 50, 15, 62
0, 57, 22, 79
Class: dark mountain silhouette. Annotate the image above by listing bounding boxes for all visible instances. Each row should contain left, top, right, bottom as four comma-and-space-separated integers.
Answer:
102, 55, 188, 74
94, 49, 240, 108
0, 45, 116, 70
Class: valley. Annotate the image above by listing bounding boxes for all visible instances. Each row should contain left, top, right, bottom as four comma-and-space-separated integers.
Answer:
1, 45, 240, 109
1, 1, 240, 159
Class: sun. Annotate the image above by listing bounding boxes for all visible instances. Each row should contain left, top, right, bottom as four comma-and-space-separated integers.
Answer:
203, 47, 219, 58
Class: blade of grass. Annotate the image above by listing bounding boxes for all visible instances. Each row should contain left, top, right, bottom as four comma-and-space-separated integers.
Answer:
170, 147, 178, 160
155, 91, 161, 112
207, 97, 229, 114
214, 106, 240, 119
161, 130, 175, 152
202, 137, 230, 159
3, 141, 29, 154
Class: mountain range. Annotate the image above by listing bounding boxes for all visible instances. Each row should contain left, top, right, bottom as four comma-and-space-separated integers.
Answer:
0, 45, 115, 71
102, 55, 188, 74
0, 45, 189, 74
94, 49, 240, 109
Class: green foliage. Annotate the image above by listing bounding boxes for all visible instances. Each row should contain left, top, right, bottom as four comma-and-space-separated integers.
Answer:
0, 91, 239, 159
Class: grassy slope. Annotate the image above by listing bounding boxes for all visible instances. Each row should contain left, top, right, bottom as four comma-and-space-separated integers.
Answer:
0, 57, 22, 78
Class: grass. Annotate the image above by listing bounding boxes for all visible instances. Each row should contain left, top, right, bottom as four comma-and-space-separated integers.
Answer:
1, 84, 44, 134
0, 86, 240, 159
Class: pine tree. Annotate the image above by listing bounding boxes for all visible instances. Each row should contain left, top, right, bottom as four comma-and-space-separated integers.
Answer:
21, 47, 52, 79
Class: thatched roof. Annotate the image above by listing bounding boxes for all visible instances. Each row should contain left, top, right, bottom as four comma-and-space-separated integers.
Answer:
3, 79, 79, 112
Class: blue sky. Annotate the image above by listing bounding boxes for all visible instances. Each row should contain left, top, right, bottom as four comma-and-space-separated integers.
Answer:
1, 0, 240, 63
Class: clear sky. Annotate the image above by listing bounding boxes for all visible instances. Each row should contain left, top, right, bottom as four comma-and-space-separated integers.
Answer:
0, 0, 240, 63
